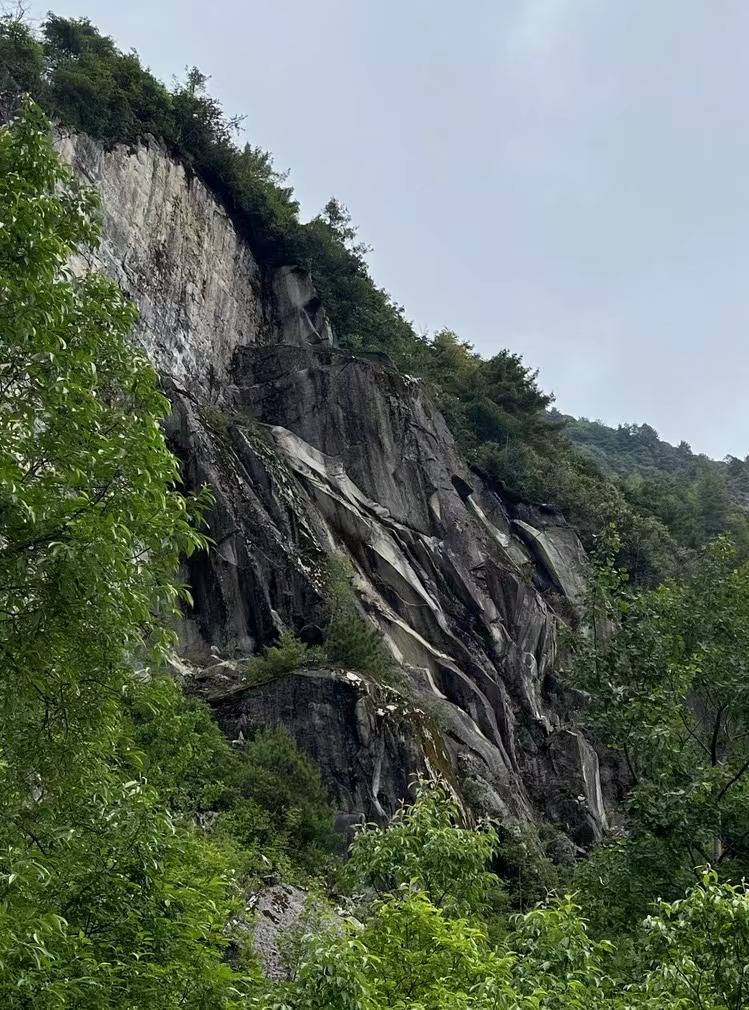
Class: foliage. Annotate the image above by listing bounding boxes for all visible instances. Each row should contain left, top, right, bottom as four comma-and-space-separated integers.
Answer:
243, 629, 318, 683
349, 892, 514, 1010
321, 557, 394, 678
0, 9, 43, 98
492, 820, 573, 912
123, 675, 339, 875
561, 413, 749, 560
572, 534, 749, 927
0, 98, 254, 1006
255, 786, 749, 1009
573, 830, 696, 943
347, 779, 502, 917
221, 726, 341, 871
423, 329, 553, 449
299, 198, 428, 369
239, 559, 392, 682
641, 870, 749, 1010
0, 774, 249, 1008
478, 437, 680, 584
0, 98, 336, 1005
123, 674, 242, 814
0, 97, 208, 790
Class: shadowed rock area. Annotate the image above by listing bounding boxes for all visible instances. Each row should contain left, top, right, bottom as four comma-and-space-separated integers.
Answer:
59, 129, 609, 845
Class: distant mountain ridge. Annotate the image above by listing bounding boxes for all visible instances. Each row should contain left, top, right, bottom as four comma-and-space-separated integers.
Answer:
556, 411, 749, 511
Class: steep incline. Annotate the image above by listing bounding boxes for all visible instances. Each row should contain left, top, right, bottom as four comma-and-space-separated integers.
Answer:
59, 130, 608, 844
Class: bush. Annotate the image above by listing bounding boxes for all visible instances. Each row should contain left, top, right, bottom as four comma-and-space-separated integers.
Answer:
347, 779, 502, 918
322, 557, 394, 677
235, 727, 340, 863
243, 629, 318, 683
122, 675, 338, 875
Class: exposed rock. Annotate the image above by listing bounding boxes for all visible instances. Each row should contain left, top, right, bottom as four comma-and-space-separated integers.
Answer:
250, 884, 309, 981
212, 668, 428, 822
59, 132, 610, 842
512, 517, 588, 608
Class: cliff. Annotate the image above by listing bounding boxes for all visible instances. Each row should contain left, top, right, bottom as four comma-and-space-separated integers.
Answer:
58, 129, 608, 845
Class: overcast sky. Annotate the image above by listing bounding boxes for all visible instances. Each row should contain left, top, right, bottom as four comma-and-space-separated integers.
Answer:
25, 0, 749, 458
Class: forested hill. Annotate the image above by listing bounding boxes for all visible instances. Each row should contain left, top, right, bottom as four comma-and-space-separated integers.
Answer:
559, 412, 748, 491
557, 410, 749, 525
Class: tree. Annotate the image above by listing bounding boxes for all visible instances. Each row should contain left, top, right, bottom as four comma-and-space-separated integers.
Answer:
0, 99, 251, 1007
641, 871, 749, 1010
0, 9, 44, 99
0, 96, 206, 813
572, 534, 749, 925
347, 779, 502, 917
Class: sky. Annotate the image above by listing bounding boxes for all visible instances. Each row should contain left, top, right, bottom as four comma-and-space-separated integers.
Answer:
23, 0, 749, 458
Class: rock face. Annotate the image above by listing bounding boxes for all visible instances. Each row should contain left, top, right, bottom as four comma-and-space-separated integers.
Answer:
59, 131, 608, 844
249, 884, 310, 981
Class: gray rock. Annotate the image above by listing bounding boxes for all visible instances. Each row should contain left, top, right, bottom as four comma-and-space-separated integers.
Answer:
212, 668, 427, 822
59, 132, 611, 842
513, 519, 588, 607
250, 884, 309, 981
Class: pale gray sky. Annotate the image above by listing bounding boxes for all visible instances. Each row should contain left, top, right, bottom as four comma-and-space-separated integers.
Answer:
26, 0, 749, 457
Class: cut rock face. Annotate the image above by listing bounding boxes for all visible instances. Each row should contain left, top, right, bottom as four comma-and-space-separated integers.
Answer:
60, 131, 609, 844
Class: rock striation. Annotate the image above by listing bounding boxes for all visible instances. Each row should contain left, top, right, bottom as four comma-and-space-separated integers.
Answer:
59, 129, 608, 845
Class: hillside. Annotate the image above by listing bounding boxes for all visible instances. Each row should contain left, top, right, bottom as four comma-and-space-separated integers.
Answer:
557, 412, 749, 549
3, 12, 749, 1009
560, 412, 749, 496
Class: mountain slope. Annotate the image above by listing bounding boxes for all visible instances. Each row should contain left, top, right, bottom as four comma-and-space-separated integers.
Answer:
57, 127, 609, 841
558, 412, 749, 542
0, 13, 723, 586
6, 10, 745, 835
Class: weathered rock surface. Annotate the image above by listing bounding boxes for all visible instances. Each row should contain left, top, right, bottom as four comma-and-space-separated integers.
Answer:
60, 131, 609, 844
249, 884, 309, 981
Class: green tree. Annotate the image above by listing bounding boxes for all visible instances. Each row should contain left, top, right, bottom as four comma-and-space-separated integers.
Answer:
347, 779, 502, 918
124, 676, 338, 877
641, 871, 749, 1010
0, 96, 206, 812
0, 100, 250, 1007
322, 558, 393, 678
0, 10, 44, 98
572, 535, 749, 926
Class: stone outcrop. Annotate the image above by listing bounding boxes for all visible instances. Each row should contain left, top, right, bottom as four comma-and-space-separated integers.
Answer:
248, 884, 310, 981
59, 130, 608, 845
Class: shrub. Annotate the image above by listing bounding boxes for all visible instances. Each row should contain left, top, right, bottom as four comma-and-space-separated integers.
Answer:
322, 557, 394, 677
243, 629, 318, 683
347, 779, 502, 918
